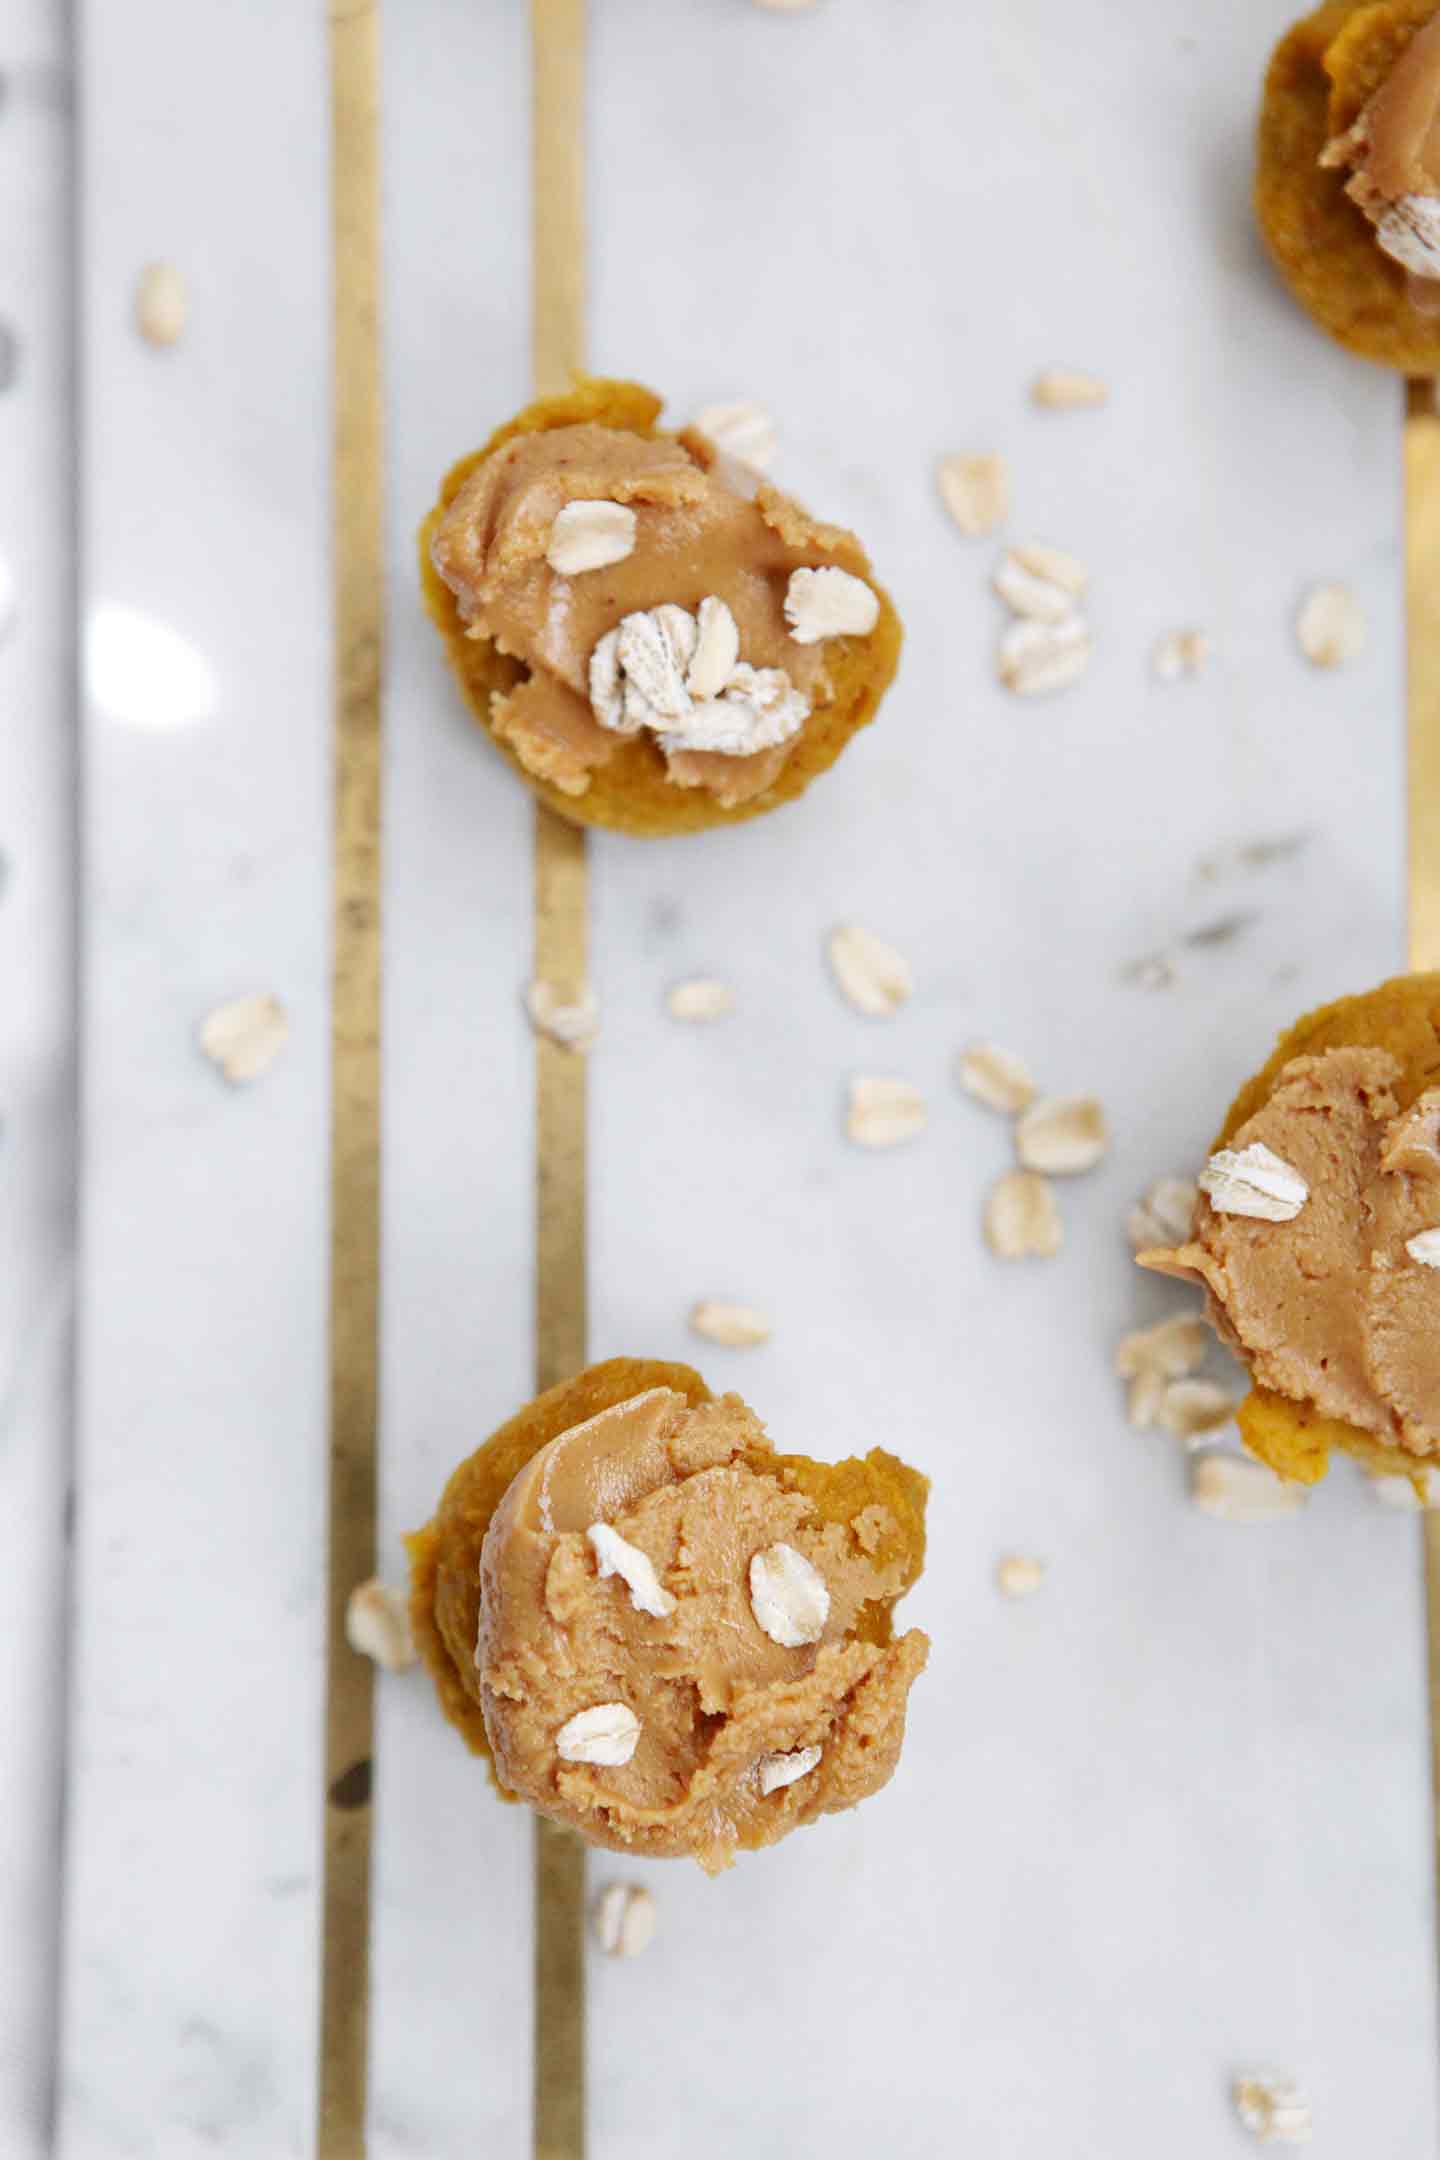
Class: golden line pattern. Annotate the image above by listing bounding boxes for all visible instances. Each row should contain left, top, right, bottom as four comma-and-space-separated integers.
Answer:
531, 4, 590, 2156
1406, 376, 1440, 1893
319, 3, 385, 2154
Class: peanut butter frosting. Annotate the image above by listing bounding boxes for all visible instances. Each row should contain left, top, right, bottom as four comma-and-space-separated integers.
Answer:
475, 1385, 929, 1871
1321, 6, 1440, 276
428, 420, 876, 810
1140, 1048, 1440, 1458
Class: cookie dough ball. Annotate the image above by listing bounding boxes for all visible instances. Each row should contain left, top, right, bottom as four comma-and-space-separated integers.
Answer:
419, 378, 902, 836
407, 1358, 929, 1871
1138, 975, 1440, 1485
1256, 1, 1440, 369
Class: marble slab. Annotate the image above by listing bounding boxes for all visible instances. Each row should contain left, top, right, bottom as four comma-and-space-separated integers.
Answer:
0, 5, 76, 2150
26, 0, 1440, 2155
54, 4, 331, 2155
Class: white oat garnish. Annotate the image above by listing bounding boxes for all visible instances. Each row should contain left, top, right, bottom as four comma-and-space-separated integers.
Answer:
556, 1702, 642, 1766
525, 979, 599, 1053
957, 1042, 1037, 1115
828, 924, 913, 1017
1151, 627, 1208, 682
1126, 1175, 1199, 1251
344, 1579, 417, 1672
692, 399, 777, 471
757, 1744, 822, 1794
1015, 1095, 1108, 1175
198, 992, 290, 1084
1157, 1379, 1241, 1443
984, 1169, 1063, 1259
689, 1300, 772, 1349
666, 977, 735, 1022
591, 1882, 657, 1958
997, 613, 1091, 696
135, 261, 188, 346
1405, 1227, 1440, 1266
1231, 2071, 1313, 2145
1189, 1452, 1306, 1523
784, 565, 880, 645
1031, 367, 1108, 410
1115, 1314, 1208, 1386
847, 1075, 927, 1148
1199, 1142, 1307, 1222
661, 662, 809, 758
545, 499, 637, 575
995, 1553, 1046, 1599
937, 452, 1010, 537
587, 1523, 676, 1619
748, 1543, 829, 1647
685, 596, 741, 700
1295, 582, 1365, 669
992, 543, 1089, 623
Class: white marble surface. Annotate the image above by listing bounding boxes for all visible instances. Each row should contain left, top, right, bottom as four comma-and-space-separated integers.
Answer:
1, 0, 1436, 2153
0, 5, 74, 2150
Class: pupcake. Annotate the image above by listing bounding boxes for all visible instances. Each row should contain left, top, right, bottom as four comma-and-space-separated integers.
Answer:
1256, 0, 1440, 369
1138, 975, 1440, 1485
420, 378, 902, 835
406, 1358, 929, 1872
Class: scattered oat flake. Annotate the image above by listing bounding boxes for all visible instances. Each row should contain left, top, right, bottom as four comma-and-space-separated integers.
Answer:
758, 1744, 822, 1794
985, 1169, 1063, 1259
828, 924, 913, 1017
847, 1076, 926, 1148
525, 979, 599, 1053
997, 613, 1091, 696
957, 1042, 1036, 1116
1406, 1226, 1440, 1266
992, 543, 1088, 621
1152, 627, 1208, 682
1199, 1142, 1307, 1222
1296, 582, 1365, 668
666, 977, 734, 1022
937, 452, 1009, 537
1015, 1094, 1108, 1175
1115, 1314, 1208, 1384
198, 992, 289, 1084
135, 261, 187, 346
1159, 1379, 1240, 1442
1189, 1452, 1306, 1522
1032, 368, 1108, 410
693, 399, 776, 471
749, 1544, 829, 1648
345, 1579, 416, 1672
591, 1882, 657, 1958
556, 1703, 641, 1766
1126, 1368, 1171, 1431
690, 1300, 771, 1349
1127, 1175, 1199, 1251
1232, 2072, 1313, 2145
587, 1524, 675, 1619
546, 499, 637, 576
1367, 1467, 1440, 1509
996, 1553, 1045, 1598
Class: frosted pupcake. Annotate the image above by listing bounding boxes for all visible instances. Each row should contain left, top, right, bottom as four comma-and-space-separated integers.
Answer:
420, 378, 901, 835
1138, 976, 1440, 1486
1256, 0, 1440, 368
407, 1358, 929, 1871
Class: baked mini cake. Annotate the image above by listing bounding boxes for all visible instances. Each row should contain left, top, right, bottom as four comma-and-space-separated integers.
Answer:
1138, 975, 1440, 1486
420, 377, 901, 836
406, 1358, 929, 1872
1256, 0, 1440, 369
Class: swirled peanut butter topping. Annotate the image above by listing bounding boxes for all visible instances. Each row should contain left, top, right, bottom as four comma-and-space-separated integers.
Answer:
476, 1387, 928, 1870
430, 422, 875, 809
1322, 9, 1440, 278
1140, 1048, 1440, 1457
